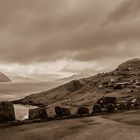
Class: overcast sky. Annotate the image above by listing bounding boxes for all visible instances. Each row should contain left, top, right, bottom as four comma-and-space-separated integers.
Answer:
0, 0, 140, 80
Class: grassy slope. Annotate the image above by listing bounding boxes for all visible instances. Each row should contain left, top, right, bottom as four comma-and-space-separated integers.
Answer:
14, 59, 140, 116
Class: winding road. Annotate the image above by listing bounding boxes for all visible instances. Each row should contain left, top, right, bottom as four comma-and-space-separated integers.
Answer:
0, 110, 140, 140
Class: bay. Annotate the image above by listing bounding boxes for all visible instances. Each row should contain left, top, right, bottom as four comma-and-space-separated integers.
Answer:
0, 81, 61, 120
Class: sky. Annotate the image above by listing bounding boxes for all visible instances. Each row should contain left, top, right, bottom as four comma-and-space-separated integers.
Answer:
0, 0, 140, 80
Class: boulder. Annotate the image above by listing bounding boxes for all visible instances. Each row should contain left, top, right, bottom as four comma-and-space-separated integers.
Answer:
117, 102, 127, 110
93, 104, 102, 114
106, 103, 115, 113
126, 101, 134, 110
77, 107, 89, 116
55, 106, 71, 117
0, 101, 15, 123
67, 80, 84, 92
131, 98, 140, 108
97, 97, 117, 108
29, 107, 48, 120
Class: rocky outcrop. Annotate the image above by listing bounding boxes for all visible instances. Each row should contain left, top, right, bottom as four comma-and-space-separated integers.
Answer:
67, 80, 84, 92
0, 101, 15, 123
29, 107, 48, 120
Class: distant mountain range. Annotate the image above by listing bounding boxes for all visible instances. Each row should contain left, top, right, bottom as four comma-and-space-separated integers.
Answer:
10, 76, 38, 83
0, 72, 90, 83
0, 72, 11, 82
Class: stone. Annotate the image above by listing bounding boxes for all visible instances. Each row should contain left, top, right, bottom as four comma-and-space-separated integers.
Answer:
106, 103, 115, 113
77, 107, 89, 116
93, 104, 102, 114
0, 101, 15, 123
29, 107, 48, 120
55, 106, 71, 117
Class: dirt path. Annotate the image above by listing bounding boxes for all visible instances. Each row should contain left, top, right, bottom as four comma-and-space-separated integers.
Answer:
0, 110, 140, 140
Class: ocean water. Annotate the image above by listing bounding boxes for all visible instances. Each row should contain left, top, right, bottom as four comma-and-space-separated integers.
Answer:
0, 82, 61, 120
14, 104, 37, 120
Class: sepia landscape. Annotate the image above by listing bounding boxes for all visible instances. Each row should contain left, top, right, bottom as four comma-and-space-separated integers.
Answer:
1, 0, 140, 140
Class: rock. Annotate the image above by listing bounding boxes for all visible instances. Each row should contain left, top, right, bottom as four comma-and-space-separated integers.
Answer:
106, 103, 115, 113
117, 102, 127, 110
77, 107, 89, 116
126, 101, 134, 110
29, 107, 48, 120
131, 98, 140, 109
67, 80, 84, 92
55, 106, 71, 117
97, 97, 117, 108
93, 104, 102, 114
0, 101, 15, 123
113, 84, 123, 90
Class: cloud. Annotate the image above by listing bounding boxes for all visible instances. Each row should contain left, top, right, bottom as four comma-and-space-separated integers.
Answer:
0, 0, 140, 79
0, 59, 98, 79
106, 0, 140, 23
0, 0, 122, 63
0, 58, 126, 80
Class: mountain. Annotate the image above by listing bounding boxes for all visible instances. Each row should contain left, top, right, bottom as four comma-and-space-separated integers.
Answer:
10, 76, 38, 83
0, 72, 11, 82
13, 58, 140, 115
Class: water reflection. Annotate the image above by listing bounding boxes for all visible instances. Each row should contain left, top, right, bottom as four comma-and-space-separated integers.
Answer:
14, 104, 37, 120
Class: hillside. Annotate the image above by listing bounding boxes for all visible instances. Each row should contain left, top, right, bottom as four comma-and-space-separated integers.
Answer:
0, 72, 11, 82
13, 58, 140, 115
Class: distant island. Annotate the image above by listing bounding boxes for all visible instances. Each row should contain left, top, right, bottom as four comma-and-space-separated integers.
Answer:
0, 72, 11, 82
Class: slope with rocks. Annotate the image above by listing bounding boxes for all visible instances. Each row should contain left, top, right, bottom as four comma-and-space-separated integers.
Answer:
13, 58, 140, 115
0, 72, 11, 82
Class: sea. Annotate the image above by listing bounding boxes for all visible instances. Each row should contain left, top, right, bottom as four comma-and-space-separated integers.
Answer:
0, 82, 61, 120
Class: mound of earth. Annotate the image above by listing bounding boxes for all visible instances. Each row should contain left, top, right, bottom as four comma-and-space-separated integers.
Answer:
13, 58, 140, 116
0, 72, 11, 82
